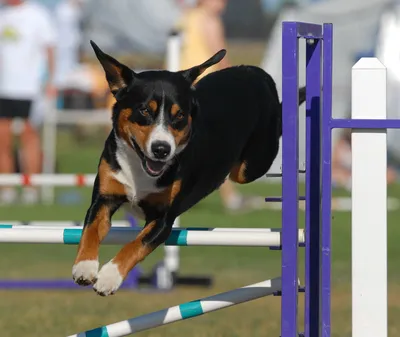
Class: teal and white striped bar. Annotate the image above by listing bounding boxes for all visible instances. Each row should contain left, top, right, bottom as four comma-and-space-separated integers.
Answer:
68, 277, 281, 337
0, 221, 130, 228
0, 226, 305, 247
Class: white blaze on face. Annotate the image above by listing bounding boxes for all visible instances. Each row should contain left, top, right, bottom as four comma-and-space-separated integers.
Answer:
146, 91, 176, 160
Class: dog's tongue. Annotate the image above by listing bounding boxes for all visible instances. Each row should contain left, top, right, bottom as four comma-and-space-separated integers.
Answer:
146, 159, 166, 174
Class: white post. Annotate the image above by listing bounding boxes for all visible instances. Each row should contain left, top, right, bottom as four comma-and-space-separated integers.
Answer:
166, 30, 181, 73
41, 98, 58, 204
164, 31, 182, 275
352, 57, 387, 337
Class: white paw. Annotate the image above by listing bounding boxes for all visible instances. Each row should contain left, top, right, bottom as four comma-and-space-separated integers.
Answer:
72, 260, 99, 286
93, 260, 123, 296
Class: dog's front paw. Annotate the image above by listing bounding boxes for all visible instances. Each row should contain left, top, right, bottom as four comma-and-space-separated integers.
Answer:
72, 260, 99, 286
93, 260, 123, 296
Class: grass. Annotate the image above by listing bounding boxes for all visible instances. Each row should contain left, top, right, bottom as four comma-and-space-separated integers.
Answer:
0, 131, 399, 337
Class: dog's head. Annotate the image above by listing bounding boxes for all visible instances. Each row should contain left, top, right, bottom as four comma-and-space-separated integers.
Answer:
91, 41, 225, 177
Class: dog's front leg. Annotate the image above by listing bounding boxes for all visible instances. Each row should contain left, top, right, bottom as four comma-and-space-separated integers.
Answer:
93, 216, 172, 296
93, 180, 182, 296
72, 168, 126, 286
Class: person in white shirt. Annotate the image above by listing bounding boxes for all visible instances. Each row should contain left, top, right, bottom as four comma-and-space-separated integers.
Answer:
54, 0, 84, 90
0, 0, 57, 204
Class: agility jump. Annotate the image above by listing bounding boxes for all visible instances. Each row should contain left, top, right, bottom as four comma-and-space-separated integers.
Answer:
0, 21, 394, 337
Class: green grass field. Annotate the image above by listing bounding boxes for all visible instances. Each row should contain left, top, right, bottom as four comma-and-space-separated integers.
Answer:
0, 131, 399, 337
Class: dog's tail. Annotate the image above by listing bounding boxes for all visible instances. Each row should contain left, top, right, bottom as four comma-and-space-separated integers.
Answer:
278, 86, 307, 136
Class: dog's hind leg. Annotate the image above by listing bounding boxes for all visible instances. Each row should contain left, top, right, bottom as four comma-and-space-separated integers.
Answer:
229, 121, 280, 184
93, 179, 182, 296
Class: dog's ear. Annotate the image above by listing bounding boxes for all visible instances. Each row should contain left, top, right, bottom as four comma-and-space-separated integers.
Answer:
178, 49, 226, 84
90, 40, 135, 98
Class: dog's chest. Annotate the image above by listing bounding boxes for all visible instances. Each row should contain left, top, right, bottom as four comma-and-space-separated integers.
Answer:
112, 144, 162, 218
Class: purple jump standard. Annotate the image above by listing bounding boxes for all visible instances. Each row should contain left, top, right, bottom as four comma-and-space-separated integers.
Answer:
281, 22, 333, 337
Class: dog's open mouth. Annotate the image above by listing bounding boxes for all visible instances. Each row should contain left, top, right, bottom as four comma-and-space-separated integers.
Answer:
130, 136, 168, 177
143, 158, 167, 177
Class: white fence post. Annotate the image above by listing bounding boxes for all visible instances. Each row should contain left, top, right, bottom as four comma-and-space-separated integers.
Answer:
352, 57, 387, 337
41, 98, 58, 204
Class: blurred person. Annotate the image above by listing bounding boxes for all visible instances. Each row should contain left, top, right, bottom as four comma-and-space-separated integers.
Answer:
54, 0, 84, 90
0, 0, 57, 204
332, 128, 397, 190
176, 0, 266, 213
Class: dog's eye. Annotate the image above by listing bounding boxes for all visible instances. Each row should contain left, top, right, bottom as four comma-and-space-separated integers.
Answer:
139, 108, 149, 117
175, 110, 184, 120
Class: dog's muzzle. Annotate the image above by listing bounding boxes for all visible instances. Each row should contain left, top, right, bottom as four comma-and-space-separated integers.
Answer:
130, 137, 169, 177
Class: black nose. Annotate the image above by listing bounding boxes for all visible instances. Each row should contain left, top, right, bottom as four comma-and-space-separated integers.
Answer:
151, 141, 171, 159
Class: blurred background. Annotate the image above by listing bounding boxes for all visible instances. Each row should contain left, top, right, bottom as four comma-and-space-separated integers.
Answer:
0, 0, 400, 336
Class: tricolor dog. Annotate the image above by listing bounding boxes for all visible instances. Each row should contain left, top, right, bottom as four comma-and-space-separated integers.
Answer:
72, 41, 306, 296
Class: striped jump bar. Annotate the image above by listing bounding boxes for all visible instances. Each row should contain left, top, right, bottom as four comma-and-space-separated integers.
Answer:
0, 169, 306, 186
0, 174, 96, 186
68, 277, 281, 337
1, 221, 130, 227
0, 226, 305, 247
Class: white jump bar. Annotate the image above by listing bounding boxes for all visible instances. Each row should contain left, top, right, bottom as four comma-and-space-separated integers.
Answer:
0, 227, 305, 247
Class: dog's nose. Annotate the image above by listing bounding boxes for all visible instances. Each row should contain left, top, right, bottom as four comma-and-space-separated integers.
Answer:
151, 141, 171, 159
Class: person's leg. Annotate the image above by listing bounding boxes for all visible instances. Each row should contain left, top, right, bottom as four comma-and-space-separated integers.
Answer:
18, 99, 41, 204
20, 121, 41, 204
0, 120, 14, 173
0, 99, 17, 204
331, 166, 352, 190
20, 122, 41, 174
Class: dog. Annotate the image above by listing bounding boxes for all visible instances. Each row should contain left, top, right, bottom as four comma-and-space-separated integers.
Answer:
72, 41, 306, 296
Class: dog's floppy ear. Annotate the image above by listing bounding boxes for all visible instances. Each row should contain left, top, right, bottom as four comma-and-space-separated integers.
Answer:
90, 40, 135, 98
179, 49, 226, 84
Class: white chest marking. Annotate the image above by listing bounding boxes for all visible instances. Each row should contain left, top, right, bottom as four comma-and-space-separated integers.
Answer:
112, 137, 163, 219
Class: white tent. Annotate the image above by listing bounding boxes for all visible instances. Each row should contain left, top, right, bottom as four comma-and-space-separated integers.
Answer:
81, 0, 181, 54
260, 0, 393, 174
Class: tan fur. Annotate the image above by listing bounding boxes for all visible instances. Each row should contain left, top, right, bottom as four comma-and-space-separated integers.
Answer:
117, 108, 154, 151
112, 179, 182, 277
108, 63, 127, 92
168, 115, 192, 147
112, 220, 157, 276
74, 205, 112, 264
98, 159, 126, 195
143, 179, 182, 207
148, 100, 158, 113
229, 161, 248, 184
170, 103, 181, 116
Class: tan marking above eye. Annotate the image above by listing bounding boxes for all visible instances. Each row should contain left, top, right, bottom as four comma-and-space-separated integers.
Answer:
148, 100, 158, 113
168, 115, 192, 146
171, 104, 182, 117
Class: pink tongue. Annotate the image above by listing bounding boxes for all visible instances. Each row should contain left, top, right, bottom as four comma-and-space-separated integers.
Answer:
146, 160, 165, 173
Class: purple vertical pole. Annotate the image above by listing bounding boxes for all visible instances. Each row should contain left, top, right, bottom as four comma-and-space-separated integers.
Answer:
304, 37, 322, 337
321, 23, 333, 337
281, 21, 299, 337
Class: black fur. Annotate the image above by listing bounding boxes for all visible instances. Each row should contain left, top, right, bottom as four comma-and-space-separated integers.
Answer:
163, 66, 306, 219
80, 43, 307, 287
